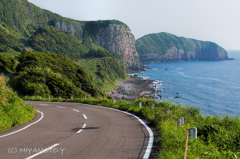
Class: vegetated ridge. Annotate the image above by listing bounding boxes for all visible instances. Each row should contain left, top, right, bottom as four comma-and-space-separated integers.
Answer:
9, 51, 105, 98
0, 0, 142, 71
136, 32, 229, 62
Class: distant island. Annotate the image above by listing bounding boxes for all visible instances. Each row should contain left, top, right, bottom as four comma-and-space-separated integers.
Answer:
136, 32, 230, 62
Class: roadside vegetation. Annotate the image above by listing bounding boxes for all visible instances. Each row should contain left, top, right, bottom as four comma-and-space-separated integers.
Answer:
9, 51, 105, 98
24, 96, 240, 159
0, 75, 35, 133
0, 54, 17, 74
77, 49, 129, 91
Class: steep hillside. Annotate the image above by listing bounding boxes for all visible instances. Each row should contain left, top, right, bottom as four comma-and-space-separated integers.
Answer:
28, 25, 87, 59
0, 75, 35, 133
0, 0, 142, 70
10, 51, 104, 98
77, 49, 129, 91
136, 32, 228, 62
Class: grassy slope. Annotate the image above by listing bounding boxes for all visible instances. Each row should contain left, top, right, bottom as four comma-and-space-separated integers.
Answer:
136, 32, 226, 58
77, 49, 129, 91
0, 75, 35, 133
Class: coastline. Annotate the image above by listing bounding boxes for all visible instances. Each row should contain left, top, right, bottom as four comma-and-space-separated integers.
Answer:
108, 75, 154, 101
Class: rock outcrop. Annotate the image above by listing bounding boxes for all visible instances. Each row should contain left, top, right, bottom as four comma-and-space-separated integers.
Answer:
136, 32, 229, 62
52, 20, 142, 71
94, 24, 141, 70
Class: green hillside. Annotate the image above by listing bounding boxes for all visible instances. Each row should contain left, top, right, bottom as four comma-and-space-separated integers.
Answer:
28, 26, 87, 59
0, 0, 129, 40
10, 51, 104, 98
136, 32, 227, 61
77, 49, 129, 91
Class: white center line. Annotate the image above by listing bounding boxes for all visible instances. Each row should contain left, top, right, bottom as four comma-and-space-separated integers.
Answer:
82, 124, 87, 128
25, 143, 60, 159
77, 124, 87, 133
82, 114, 87, 119
57, 106, 66, 109
76, 129, 83, 133
73, 109, 80, 112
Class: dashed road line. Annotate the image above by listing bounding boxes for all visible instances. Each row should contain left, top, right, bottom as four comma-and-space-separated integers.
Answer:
25, 143, 60, 159
57, 106, 66, 109
77, 124, 87, 133
78, 103, 153, 159
82, 124, 87, 128
82, 114, 87, 119
73, 109, 80, 112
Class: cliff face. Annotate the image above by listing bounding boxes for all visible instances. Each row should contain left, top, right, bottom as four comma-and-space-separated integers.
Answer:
53, 21, 142, 70
94, 24, 140, 68
136, 32, 229, 62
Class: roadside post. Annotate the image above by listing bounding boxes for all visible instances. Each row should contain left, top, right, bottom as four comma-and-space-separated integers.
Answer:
188, 128, 197, 140
139, 102, 142, 108
178, 117, 184, 126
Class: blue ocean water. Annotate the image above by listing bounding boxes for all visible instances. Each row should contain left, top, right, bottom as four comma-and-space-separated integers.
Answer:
136, 50, 240, 117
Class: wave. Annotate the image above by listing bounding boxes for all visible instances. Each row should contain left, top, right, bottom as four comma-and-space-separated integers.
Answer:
177, 72, 224, 82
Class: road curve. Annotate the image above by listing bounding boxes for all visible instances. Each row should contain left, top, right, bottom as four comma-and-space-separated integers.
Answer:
0, 101, 155, 159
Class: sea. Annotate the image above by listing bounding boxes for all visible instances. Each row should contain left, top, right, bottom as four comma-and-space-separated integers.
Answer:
136, 50, 240, 117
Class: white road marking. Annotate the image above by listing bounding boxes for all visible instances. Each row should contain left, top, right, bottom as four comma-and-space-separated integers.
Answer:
76, 124, 87, 133
78, 103, 153, 159
39, 104, 48, 106
76, 129, 83, 133
25, 143, 60, 159
0, 110, 44, 138
73, 109, 80, 112
82, 124, 87, 128
57, 106, 66, 109
82, 114, 87, 119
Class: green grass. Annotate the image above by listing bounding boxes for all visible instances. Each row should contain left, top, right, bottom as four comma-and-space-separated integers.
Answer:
0, 75, 36, 133
77, 55, 129, 91
23, 96, 240, 158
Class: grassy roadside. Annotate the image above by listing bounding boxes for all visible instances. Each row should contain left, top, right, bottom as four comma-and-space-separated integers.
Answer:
24, 96, 240, 158
0, 75, 36, 133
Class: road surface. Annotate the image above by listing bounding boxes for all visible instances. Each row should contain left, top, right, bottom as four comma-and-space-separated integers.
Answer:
0, 101, 156, 159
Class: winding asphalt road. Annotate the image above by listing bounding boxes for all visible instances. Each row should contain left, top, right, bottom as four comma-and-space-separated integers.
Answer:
0, 101, 156, 159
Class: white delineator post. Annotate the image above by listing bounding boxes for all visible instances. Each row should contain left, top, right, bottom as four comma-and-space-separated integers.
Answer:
139, 102, 142, 108
188, 128, 197, 140
178, 117, 184, 126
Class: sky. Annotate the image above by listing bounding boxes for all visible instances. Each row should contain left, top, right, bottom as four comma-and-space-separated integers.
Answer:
28, 0, 240, 50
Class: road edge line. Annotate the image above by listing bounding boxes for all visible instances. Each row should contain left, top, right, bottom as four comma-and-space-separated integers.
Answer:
0, 110, 44, 138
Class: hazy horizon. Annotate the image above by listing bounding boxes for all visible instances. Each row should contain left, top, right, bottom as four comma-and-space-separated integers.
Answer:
28, 0, 240, 50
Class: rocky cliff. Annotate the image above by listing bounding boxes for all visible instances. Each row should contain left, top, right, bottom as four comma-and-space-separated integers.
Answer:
54, 21, 142, 70
136, 32, 229, 62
